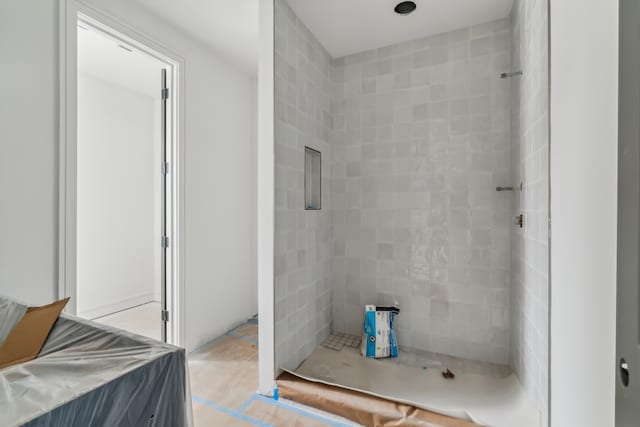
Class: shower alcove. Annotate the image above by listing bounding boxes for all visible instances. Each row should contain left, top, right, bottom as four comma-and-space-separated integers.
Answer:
271, 0, 550, 425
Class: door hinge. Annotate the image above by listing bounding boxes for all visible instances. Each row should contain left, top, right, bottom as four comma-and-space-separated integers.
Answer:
161, 88, 169, 100
161, 162, 169, 175
161, 236, 169, 248
161, 310, 169, 322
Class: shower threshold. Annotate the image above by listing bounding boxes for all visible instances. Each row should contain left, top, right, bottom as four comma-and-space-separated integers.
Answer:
281, 346, 539, 427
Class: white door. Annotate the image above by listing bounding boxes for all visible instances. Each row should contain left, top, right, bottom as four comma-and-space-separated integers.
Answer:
616, 0, 640, 423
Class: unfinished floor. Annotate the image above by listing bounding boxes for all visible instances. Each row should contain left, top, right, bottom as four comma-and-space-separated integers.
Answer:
188, 322, 497, 426
187, 321, 360, 426
286, 346, 539, 427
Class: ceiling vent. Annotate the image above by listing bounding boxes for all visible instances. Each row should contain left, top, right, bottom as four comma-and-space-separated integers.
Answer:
394, 1, 417, 15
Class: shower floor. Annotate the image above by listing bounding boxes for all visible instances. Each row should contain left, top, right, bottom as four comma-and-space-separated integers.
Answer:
285, 346, 540, 427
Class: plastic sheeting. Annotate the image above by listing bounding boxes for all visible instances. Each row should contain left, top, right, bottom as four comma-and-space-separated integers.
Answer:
288, 346, 540, 427
277, 372, 479, 427
0, 297, 191, 427
0, 298, 27, 346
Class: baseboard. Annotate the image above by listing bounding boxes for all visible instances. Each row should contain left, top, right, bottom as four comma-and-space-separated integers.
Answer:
78, 292, 155, 320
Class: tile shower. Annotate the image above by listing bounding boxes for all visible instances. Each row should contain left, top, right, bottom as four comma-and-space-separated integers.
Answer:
331, 18, 512, 366
274, 0, 549, 423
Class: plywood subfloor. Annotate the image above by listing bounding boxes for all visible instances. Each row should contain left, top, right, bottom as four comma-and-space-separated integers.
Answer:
285, 346, 540, 427
188, 322, 360, 426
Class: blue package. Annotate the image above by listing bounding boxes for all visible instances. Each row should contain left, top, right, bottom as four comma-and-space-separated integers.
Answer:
362, 305, 400, 358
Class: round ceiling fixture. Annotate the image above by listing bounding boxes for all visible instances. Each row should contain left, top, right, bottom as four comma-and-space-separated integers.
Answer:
394, 1, 417, 15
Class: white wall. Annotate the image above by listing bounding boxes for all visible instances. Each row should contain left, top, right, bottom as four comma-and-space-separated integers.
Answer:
549, 0, 618, 425
0, 1, 58, 305
0, 0, 257, 352
76, 73, 158, 319
257, 0, 275, 395
250, 78, 259, 312
182, 45, 255, 350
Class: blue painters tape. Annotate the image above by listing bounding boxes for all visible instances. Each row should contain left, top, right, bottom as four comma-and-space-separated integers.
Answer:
226, 331, 259, 345
273, 386, 279, 401
192, 333, 228, 352
192, 394, 275, 427
236, 393, 259, 413
254, 394, 353, 427
247, 318, 259, 324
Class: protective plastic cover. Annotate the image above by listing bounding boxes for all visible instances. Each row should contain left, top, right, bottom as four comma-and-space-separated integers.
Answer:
0, 297, 191, 427
0, 297, 27, 346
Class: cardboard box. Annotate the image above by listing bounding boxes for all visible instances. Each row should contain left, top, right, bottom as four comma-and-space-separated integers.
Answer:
0, 298, 70, 369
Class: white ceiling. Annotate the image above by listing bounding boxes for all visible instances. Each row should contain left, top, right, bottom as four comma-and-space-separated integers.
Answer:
133, 0, 258, 75
78, 25, 165, 97
286, 0, 514, 58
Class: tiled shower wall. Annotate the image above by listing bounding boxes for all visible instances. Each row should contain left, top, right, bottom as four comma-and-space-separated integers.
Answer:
331, 21, 513, 365
274, 0, 333, 371
510, 0, 550, 422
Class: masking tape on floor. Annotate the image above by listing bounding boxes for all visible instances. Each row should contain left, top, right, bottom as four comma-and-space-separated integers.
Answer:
192, 394, 274, 427
252, 394, 355, 427
193, 392, 356, 427
226, 332, 258, 345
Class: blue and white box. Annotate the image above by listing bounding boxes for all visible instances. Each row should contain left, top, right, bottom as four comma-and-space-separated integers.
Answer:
361, 304, 399, 359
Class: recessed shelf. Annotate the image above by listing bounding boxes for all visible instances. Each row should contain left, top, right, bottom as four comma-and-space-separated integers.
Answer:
305, 146, 321, 210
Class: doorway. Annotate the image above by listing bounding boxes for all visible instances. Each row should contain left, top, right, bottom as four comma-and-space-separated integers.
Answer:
61, 11, 180, 344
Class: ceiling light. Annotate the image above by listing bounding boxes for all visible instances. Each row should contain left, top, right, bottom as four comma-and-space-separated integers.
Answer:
394, 1, 417, 15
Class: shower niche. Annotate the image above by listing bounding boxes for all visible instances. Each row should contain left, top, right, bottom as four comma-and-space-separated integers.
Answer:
304, 146, 321, 210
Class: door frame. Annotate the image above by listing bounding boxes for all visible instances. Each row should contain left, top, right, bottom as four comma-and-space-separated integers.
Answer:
616, 0, 639, 422
58, 0, 186, 347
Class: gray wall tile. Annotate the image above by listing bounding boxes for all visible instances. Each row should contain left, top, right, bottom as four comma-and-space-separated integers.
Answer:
332, 20, 512, 365
510, 0, 549, 423
274, 0, 333, 371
